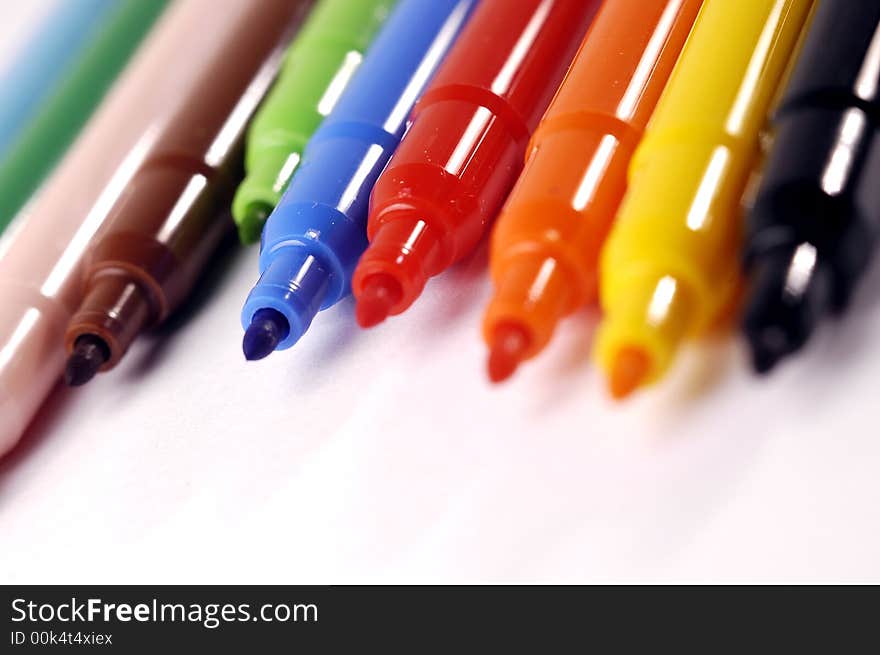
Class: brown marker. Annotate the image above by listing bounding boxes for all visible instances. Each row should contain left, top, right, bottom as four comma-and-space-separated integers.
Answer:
63, 0, 313, 386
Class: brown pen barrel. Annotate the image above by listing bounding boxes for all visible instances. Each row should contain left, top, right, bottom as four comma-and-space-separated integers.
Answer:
65, 0, 313, 373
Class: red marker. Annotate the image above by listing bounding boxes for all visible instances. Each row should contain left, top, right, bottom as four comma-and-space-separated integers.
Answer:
352, 0, 600, 327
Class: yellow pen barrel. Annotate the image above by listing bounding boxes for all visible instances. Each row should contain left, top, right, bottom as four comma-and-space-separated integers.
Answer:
596, 0, 815, 393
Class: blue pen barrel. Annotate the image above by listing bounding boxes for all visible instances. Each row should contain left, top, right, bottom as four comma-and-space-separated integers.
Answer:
246, 129, 394, 348
241, 0, 478, 351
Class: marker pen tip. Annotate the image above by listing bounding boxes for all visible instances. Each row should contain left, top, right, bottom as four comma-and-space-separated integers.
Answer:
608, 346, 650, 400
242, 308, 289, 361
355, 273, 402, 328
746, 325, 789, 375
486, 323, 530, 384
64, 335, 110, 387
238, 202, 272, 244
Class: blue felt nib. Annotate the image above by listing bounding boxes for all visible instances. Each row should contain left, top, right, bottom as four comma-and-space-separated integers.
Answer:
242, 308, 289, 361
239, 0, 477, 354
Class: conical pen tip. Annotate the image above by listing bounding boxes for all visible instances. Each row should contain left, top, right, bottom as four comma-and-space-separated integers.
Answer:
747, 325, 789, 375
242, 308, 289, 361
64, 335, 110, 386
486, 323, 530, 384
355, 273, 402, 329
608, 346, 651, 400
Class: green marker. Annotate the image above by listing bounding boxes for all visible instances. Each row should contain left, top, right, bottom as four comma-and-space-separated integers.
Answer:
232, 0, 397, 244
0, 0, 169, 233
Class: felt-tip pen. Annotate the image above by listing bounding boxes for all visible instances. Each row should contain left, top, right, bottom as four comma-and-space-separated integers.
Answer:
62, 0, 313, 385
481, 0, 703, 382
0, 0, 305, 454
240, 0, 478, 359
0, 0, 168, 233
0, 0, 115, 158
350, 0, 600, 329
232, 0, 397, 244
594, 0, 815, 399
742, 0, 880, 372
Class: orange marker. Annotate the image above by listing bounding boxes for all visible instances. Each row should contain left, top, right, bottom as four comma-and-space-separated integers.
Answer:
481, 0, 703, 382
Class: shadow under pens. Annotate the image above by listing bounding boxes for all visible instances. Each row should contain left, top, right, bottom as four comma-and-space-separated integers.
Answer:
809, 249, 880, 371
124, 225, 244, 379
282, 295, 363, 388
420, 236, 491, 331
286, 239, 493, 386
0, 382, 74, 484
554, 307, 599, 376
514, 310, 597, 416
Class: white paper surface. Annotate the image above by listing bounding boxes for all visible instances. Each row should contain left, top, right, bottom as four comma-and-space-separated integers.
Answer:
2, 3, 880, 584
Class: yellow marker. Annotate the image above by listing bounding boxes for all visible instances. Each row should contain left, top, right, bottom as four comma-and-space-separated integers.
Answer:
594, 0, 815, 399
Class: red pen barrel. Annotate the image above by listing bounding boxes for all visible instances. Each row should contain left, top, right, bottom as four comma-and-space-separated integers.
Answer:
363, 98, 527, 301
353, 0, 600, 324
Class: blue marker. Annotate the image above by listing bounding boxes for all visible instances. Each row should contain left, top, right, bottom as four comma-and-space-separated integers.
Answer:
241, 0, 478, 359
0, 0, 116, 156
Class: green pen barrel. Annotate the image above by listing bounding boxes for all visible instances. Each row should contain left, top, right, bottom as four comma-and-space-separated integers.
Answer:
0, 0, 169, 233
232, 0, 397, 244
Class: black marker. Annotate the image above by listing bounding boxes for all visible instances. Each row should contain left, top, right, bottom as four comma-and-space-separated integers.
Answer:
743, 0, 880, 373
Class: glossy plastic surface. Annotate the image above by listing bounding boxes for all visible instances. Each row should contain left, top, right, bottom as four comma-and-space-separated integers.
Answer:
594, 0, 815, 397
742, 0, 880, 373
64, 0, 311, 374
351, 0, 599, 325
0, 0, 169, 232
481, 0, 703, 381
241, 0, 477, 351
0, 0, 114, 157
0, 0, 299, 456
232, 0, 397, 244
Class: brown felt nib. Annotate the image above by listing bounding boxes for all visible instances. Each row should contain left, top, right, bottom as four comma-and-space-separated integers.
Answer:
64, 335, 109, 386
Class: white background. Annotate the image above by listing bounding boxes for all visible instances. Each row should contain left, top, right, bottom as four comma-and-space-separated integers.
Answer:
2, 1, 880, 584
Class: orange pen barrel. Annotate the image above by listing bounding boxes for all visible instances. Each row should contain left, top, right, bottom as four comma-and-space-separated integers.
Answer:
482, 0, 703, 383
